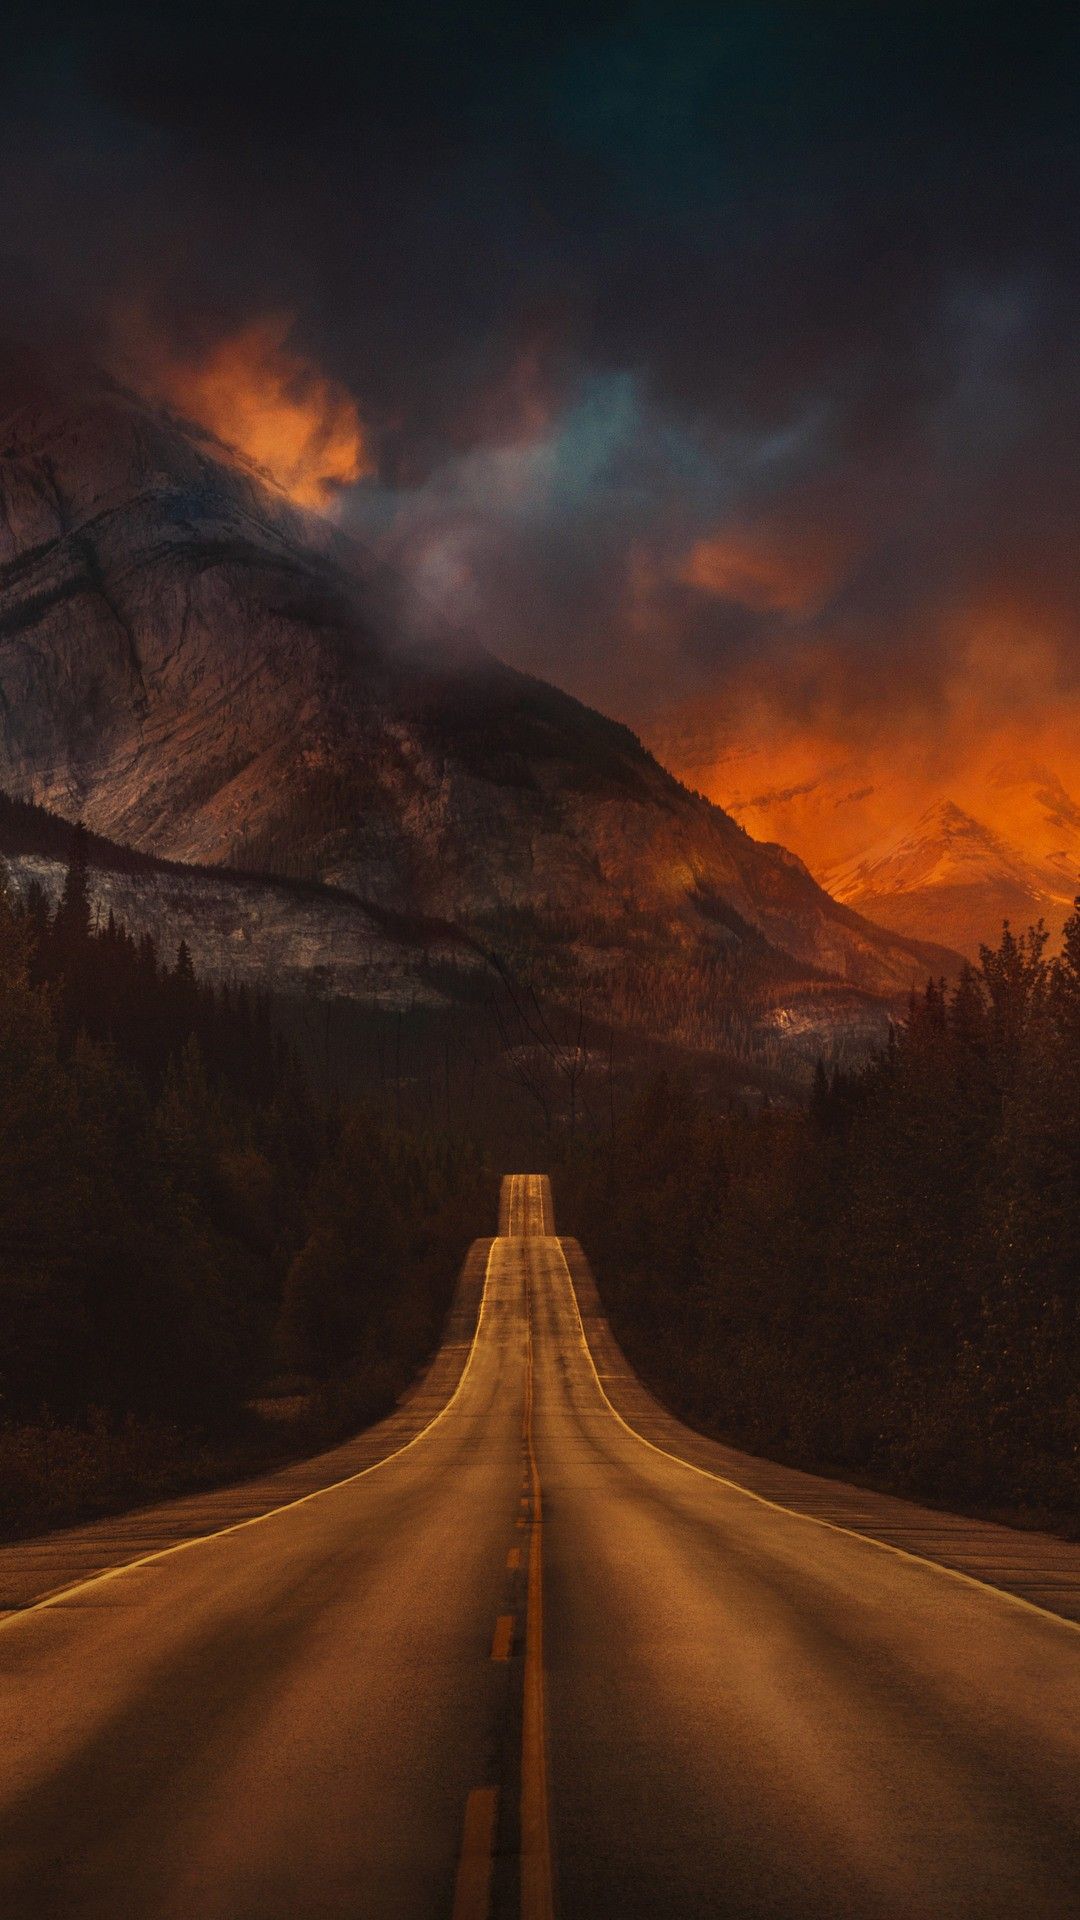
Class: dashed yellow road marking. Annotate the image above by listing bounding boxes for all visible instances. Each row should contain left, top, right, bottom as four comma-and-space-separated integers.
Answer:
507, 1547, 522, 1571
491, 1614, 515, 1661
520, 1243, 555, 1920
451, 1786, 498, 1920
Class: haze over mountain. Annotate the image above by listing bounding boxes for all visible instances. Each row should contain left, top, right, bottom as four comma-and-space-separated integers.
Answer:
0, 362, 958, 1058
688, 731, 1080, 960
824, 795, 1080, 960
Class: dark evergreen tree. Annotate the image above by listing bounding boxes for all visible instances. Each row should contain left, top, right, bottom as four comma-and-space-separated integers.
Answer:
53, 822, 92, 958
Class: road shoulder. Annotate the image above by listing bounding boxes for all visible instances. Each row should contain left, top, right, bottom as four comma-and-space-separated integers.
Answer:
0, 1238, 494, 1617
561, 1236, 1080, 1627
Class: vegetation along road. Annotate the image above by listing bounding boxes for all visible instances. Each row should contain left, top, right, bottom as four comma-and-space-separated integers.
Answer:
1, 1175, 1079, 1918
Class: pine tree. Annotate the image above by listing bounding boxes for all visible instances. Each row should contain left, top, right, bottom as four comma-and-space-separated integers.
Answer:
0, 872, 86, 1416
1050, 898, 1080, 1045
23, 879, 52, 955
174, 940, 195, 988
54, 822, 92, 956
810, 1057, 830, 1127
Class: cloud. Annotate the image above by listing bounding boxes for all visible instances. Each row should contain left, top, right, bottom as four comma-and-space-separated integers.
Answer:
679, 522, 845, 616
0, 1, 1079, 842
124, 313, 373, 509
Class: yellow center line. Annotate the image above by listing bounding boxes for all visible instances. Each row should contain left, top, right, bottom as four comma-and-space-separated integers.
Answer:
520, 1229, 556, 1920
451, 1786, 499, 1920
507, 1547, 522, 1571
491, 1614, 515, 1662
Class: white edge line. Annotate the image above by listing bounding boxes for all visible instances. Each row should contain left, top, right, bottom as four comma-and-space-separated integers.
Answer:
0, 1238, 500, 1631
554, 1236, 1080, 1638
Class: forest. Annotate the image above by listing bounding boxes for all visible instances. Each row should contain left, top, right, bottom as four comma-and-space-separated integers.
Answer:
0, 829, 488, 1537
5, 817, 1079, 1544
563, 908, 1080, 1530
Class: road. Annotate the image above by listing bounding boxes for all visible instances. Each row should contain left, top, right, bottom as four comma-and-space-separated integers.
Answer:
2, 1174, 1080, 1918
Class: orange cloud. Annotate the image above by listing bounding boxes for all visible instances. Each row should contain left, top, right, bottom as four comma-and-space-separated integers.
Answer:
680, 522, 843, 615
152, 315, 372, 509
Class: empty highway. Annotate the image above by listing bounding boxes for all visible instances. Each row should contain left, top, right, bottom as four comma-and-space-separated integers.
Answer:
1, 1174, 1079, 1918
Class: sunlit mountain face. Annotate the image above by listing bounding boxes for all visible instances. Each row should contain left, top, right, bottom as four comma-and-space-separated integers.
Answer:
656, 714, 1080, 957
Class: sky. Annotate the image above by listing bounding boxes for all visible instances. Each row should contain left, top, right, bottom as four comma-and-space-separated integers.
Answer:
2, 2, 1079, 868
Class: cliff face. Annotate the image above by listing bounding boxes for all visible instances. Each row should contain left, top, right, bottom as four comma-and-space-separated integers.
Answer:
0, 364, 958, 1010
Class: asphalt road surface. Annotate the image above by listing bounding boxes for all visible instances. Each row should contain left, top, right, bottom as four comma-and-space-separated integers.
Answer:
2, 1174, 1079, 1919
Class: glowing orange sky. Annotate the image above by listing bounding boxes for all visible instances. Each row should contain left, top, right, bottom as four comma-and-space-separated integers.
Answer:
653, 602, 1080, 884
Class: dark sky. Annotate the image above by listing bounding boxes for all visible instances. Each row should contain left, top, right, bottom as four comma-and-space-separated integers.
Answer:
2, 2, 1079, 789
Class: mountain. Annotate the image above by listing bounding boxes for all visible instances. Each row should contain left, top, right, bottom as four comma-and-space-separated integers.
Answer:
0, 360, 959, 1054
659, 725, 1080, 962
824, 786, 1080, 960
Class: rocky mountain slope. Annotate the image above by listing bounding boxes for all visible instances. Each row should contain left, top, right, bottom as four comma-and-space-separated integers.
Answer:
0, 792, 480, 1008
0, 360, 958, 1042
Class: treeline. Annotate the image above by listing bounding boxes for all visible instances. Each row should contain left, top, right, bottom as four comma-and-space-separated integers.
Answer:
484, 891, 840, 1032
564, 909, 1080, 1527
0, 830, 487, 1535
0, 788, 167, 875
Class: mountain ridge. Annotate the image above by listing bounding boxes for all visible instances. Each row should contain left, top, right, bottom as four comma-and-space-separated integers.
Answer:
824, 791, 1080, 959
0, 361, 960, 1039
